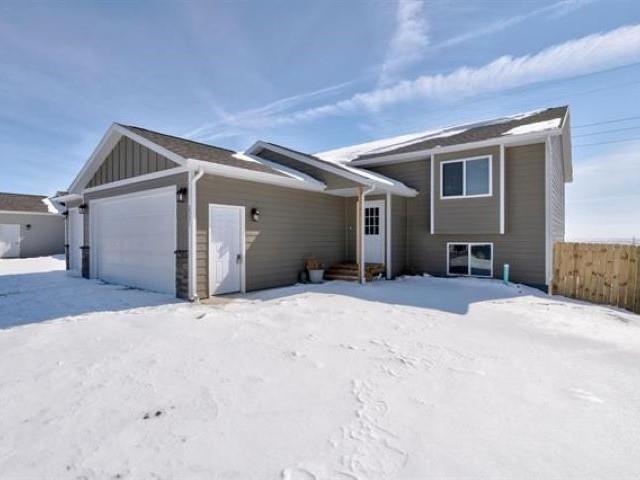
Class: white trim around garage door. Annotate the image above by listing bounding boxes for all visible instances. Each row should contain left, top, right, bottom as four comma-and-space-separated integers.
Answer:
89, 185, 177, 293
208, 204, 246, 296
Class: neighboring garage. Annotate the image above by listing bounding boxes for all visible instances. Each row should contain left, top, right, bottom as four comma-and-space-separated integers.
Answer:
0, 192, 64, 258
88, 186, 177, 295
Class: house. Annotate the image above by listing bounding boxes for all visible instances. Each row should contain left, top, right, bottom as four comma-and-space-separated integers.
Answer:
51, 106, 571, 299
0, 192, 65, 258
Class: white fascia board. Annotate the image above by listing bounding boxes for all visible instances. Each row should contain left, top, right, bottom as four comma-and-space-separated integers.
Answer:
82, 167, 188, 194
68, 123, 188, 194
0, 210, 63, 217
247, 141, 417, 197
350, 129, 563, 167
247, 141, 371, 186
560, 108, 573, 183
184, 158, 327, 192
49, 193, 83, 204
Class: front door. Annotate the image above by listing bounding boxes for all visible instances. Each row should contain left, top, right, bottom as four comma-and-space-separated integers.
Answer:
0, 224, 20, 258
209, 204, 244, 295
364, 200, 385, 264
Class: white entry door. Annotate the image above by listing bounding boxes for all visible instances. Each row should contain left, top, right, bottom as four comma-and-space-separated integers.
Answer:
91, 187, 176, 295
0, 224, 20, 258
209, 204, 244, 295
68, 208, 83, 274
364, 200, 385, 264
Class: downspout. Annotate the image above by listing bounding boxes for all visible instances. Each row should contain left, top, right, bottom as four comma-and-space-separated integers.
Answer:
188, 168, 205, 301
358, 184, 376, 284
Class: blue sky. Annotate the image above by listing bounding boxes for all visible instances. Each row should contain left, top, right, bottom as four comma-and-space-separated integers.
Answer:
1, 0, 639, 239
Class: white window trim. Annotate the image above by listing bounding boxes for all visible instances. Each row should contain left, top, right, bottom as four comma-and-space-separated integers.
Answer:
440, 155, 493, 200
446, 242, 494, 278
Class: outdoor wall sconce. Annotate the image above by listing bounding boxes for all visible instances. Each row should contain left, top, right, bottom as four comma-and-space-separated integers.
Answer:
251, 208, 261, 222
176, 187, 187, 203
62, 210, 69, 217
79, 204, 88, 214
25, 224, 32, 230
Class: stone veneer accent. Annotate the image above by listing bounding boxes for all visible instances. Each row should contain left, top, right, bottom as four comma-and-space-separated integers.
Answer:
175, 250, 189, 299
81, 246, 90, 279
64, 244, 70, 270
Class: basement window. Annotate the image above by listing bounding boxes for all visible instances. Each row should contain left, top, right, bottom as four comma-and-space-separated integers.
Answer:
441, 156, 492, 198
447, 243, 493, 277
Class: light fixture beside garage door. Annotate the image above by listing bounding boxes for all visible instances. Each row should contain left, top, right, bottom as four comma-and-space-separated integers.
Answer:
251, 207, 260, 222
176, 187, 187, 203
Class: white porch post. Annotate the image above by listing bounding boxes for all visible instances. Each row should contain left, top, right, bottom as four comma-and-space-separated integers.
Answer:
386, 192, 392, 280
358, 187, 365, 284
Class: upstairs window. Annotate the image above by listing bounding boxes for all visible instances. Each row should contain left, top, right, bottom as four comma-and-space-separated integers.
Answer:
441, 156, 491, 198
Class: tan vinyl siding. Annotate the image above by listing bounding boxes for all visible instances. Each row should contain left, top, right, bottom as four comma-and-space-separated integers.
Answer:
390, 195, 407, 276
85, 136, 179, 188
196, 175, 346, 297
433, 146, 500, 234
367, 143, 547, 286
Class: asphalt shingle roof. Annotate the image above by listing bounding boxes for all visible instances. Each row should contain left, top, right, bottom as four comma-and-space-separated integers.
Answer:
0, 192, 49, 213
120, 125, 287, 177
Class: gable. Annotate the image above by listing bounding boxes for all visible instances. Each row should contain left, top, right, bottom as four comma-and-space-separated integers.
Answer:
85, 136, 179, 189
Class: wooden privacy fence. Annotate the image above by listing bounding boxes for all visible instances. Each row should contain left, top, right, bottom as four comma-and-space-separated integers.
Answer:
551, 242, 640, 314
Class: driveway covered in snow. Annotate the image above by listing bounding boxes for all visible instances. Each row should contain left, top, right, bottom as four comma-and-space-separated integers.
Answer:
1, 257, 639, 479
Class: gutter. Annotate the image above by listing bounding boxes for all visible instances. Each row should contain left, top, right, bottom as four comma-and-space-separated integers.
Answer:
188, 168, 205, 301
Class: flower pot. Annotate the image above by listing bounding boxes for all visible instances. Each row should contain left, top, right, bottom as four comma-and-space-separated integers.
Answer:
308, 269, 324, 284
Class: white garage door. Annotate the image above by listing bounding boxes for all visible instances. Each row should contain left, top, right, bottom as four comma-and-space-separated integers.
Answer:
91, 187, 176, 295
0, 224, 20, 258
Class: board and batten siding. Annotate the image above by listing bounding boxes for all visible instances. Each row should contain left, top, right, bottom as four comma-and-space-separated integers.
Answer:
366, 143, 547, 286
196, 175, 347, 297
86, 136, 178, 188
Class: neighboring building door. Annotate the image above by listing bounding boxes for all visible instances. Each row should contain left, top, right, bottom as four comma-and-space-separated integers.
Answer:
0, 224, 20, 258
209, 204, 245, 295
90, 187, 176, 295
68, 208, 83, 274
364, 200, 385, 264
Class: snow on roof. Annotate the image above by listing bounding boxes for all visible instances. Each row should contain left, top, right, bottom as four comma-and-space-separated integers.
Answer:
501, 118, 562, 136
315, 107, 565, 164
315, 128, 467, 164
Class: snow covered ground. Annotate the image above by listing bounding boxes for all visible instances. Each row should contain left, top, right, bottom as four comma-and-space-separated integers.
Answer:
1, 256, 639, 479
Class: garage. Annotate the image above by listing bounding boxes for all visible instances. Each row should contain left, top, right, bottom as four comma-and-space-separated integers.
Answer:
90, 187, 176, 295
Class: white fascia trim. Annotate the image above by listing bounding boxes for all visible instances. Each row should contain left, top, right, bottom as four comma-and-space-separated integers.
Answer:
350, 129, 562, 167
233, 152, 326, 189
68, 123, 187, 194
50, 193, 83, 204
247, 141, 416, 197
560, 108, 573, 183
184, 158, 327, 192
82, 167, 188, 194
500, 144, 505, 235
0, 210, 63, 217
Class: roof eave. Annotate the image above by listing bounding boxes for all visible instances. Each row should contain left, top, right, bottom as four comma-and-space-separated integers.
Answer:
350, 128, 564, 167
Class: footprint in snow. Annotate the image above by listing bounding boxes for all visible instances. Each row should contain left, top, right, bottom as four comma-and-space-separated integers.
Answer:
281, 467, 316, 480
569, 388, 603, 404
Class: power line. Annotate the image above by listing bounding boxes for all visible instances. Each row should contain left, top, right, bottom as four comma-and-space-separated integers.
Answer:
573, 116, 640, 129
573, 125, 640, 138
573, 137, 640, 148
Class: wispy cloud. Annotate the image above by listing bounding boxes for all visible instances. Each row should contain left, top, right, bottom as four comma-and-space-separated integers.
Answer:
434, 0, 594, 50
378, 0, 429, 85
270, 23, 640, 125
